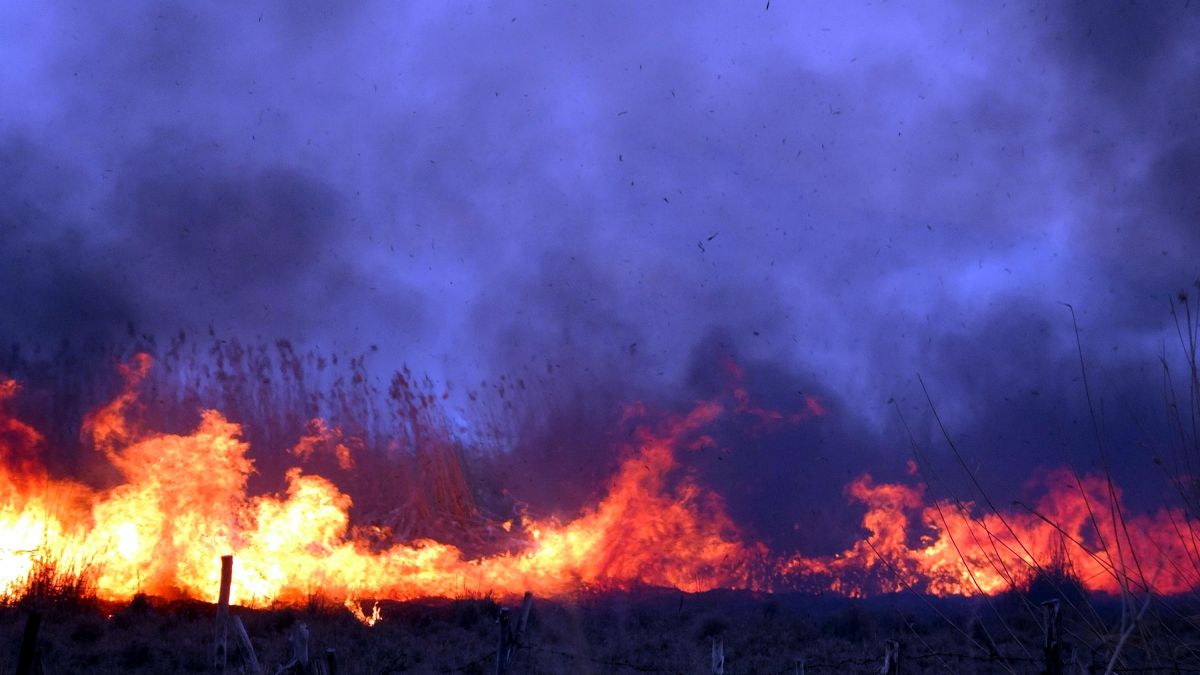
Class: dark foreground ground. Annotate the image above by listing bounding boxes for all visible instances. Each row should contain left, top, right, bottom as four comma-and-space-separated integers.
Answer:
5, 588, 1200, 674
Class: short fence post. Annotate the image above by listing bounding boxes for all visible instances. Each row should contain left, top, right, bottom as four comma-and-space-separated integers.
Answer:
1042, 599, 1062, 675
494, 594, 533, 675
16, 611, 42, 675
515, 592, 533, 645
880, 639, 899, 675
291, 622, 311, 669
214, 554, 234, 670
324, 648, 338, 675
273, 622, 311, 675
711, 638, 724, 675
495, 608, 512, 675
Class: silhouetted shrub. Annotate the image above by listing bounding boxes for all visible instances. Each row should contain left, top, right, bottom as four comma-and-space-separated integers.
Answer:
10, 549, 98, 611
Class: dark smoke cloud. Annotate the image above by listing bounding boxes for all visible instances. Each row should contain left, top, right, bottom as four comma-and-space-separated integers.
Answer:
1, 1, 1198, 541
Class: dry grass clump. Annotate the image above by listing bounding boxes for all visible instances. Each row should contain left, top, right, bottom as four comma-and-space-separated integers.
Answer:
5, 548, 99, 612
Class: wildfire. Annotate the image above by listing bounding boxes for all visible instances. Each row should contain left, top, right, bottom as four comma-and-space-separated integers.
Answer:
1, 357, 1197, 612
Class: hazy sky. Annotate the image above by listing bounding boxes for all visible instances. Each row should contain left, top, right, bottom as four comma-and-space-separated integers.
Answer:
2, 1, 1198, 541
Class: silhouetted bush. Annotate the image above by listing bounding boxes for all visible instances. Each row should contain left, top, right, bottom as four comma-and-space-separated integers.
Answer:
10, 549, 98, 612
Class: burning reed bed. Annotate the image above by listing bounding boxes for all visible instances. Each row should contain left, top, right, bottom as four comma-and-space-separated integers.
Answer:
4, 287, 1200, 671
5, 548, 99, 612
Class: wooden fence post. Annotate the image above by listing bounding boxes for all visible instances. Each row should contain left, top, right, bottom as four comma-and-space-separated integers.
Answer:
711, 638, 724, 675
272, 621, 311, 675
1042, 599, 1062, 675
494, 592, 533, 674
16, 611, 42, 675
880, 639, 899, 675
324, 648, 338, 675
494, 607, 512, 675
292, 621, 310, 669
214, 554, 234, 670
515, 592, 533, 645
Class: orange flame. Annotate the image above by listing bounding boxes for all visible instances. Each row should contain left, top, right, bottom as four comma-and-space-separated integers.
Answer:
0, 361, 763, 606
345, 598, 381, 626
291, 418, 356, 471
784, 471, 1200, 597
1, 357, 1198, 610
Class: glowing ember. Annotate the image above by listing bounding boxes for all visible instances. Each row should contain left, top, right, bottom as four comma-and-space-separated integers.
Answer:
0, 357, 1197, 609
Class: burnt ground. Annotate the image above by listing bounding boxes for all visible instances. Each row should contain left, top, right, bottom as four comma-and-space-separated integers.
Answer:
4, 589, 1200, 674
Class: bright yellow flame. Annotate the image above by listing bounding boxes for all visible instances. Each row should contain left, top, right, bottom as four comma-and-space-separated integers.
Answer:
0, 359, 1197, 609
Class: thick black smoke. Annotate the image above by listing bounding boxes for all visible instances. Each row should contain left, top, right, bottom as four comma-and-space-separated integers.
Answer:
1, 1, 1198, 551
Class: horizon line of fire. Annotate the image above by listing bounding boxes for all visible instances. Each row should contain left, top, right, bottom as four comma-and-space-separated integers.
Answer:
2, 357, 1197, 609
